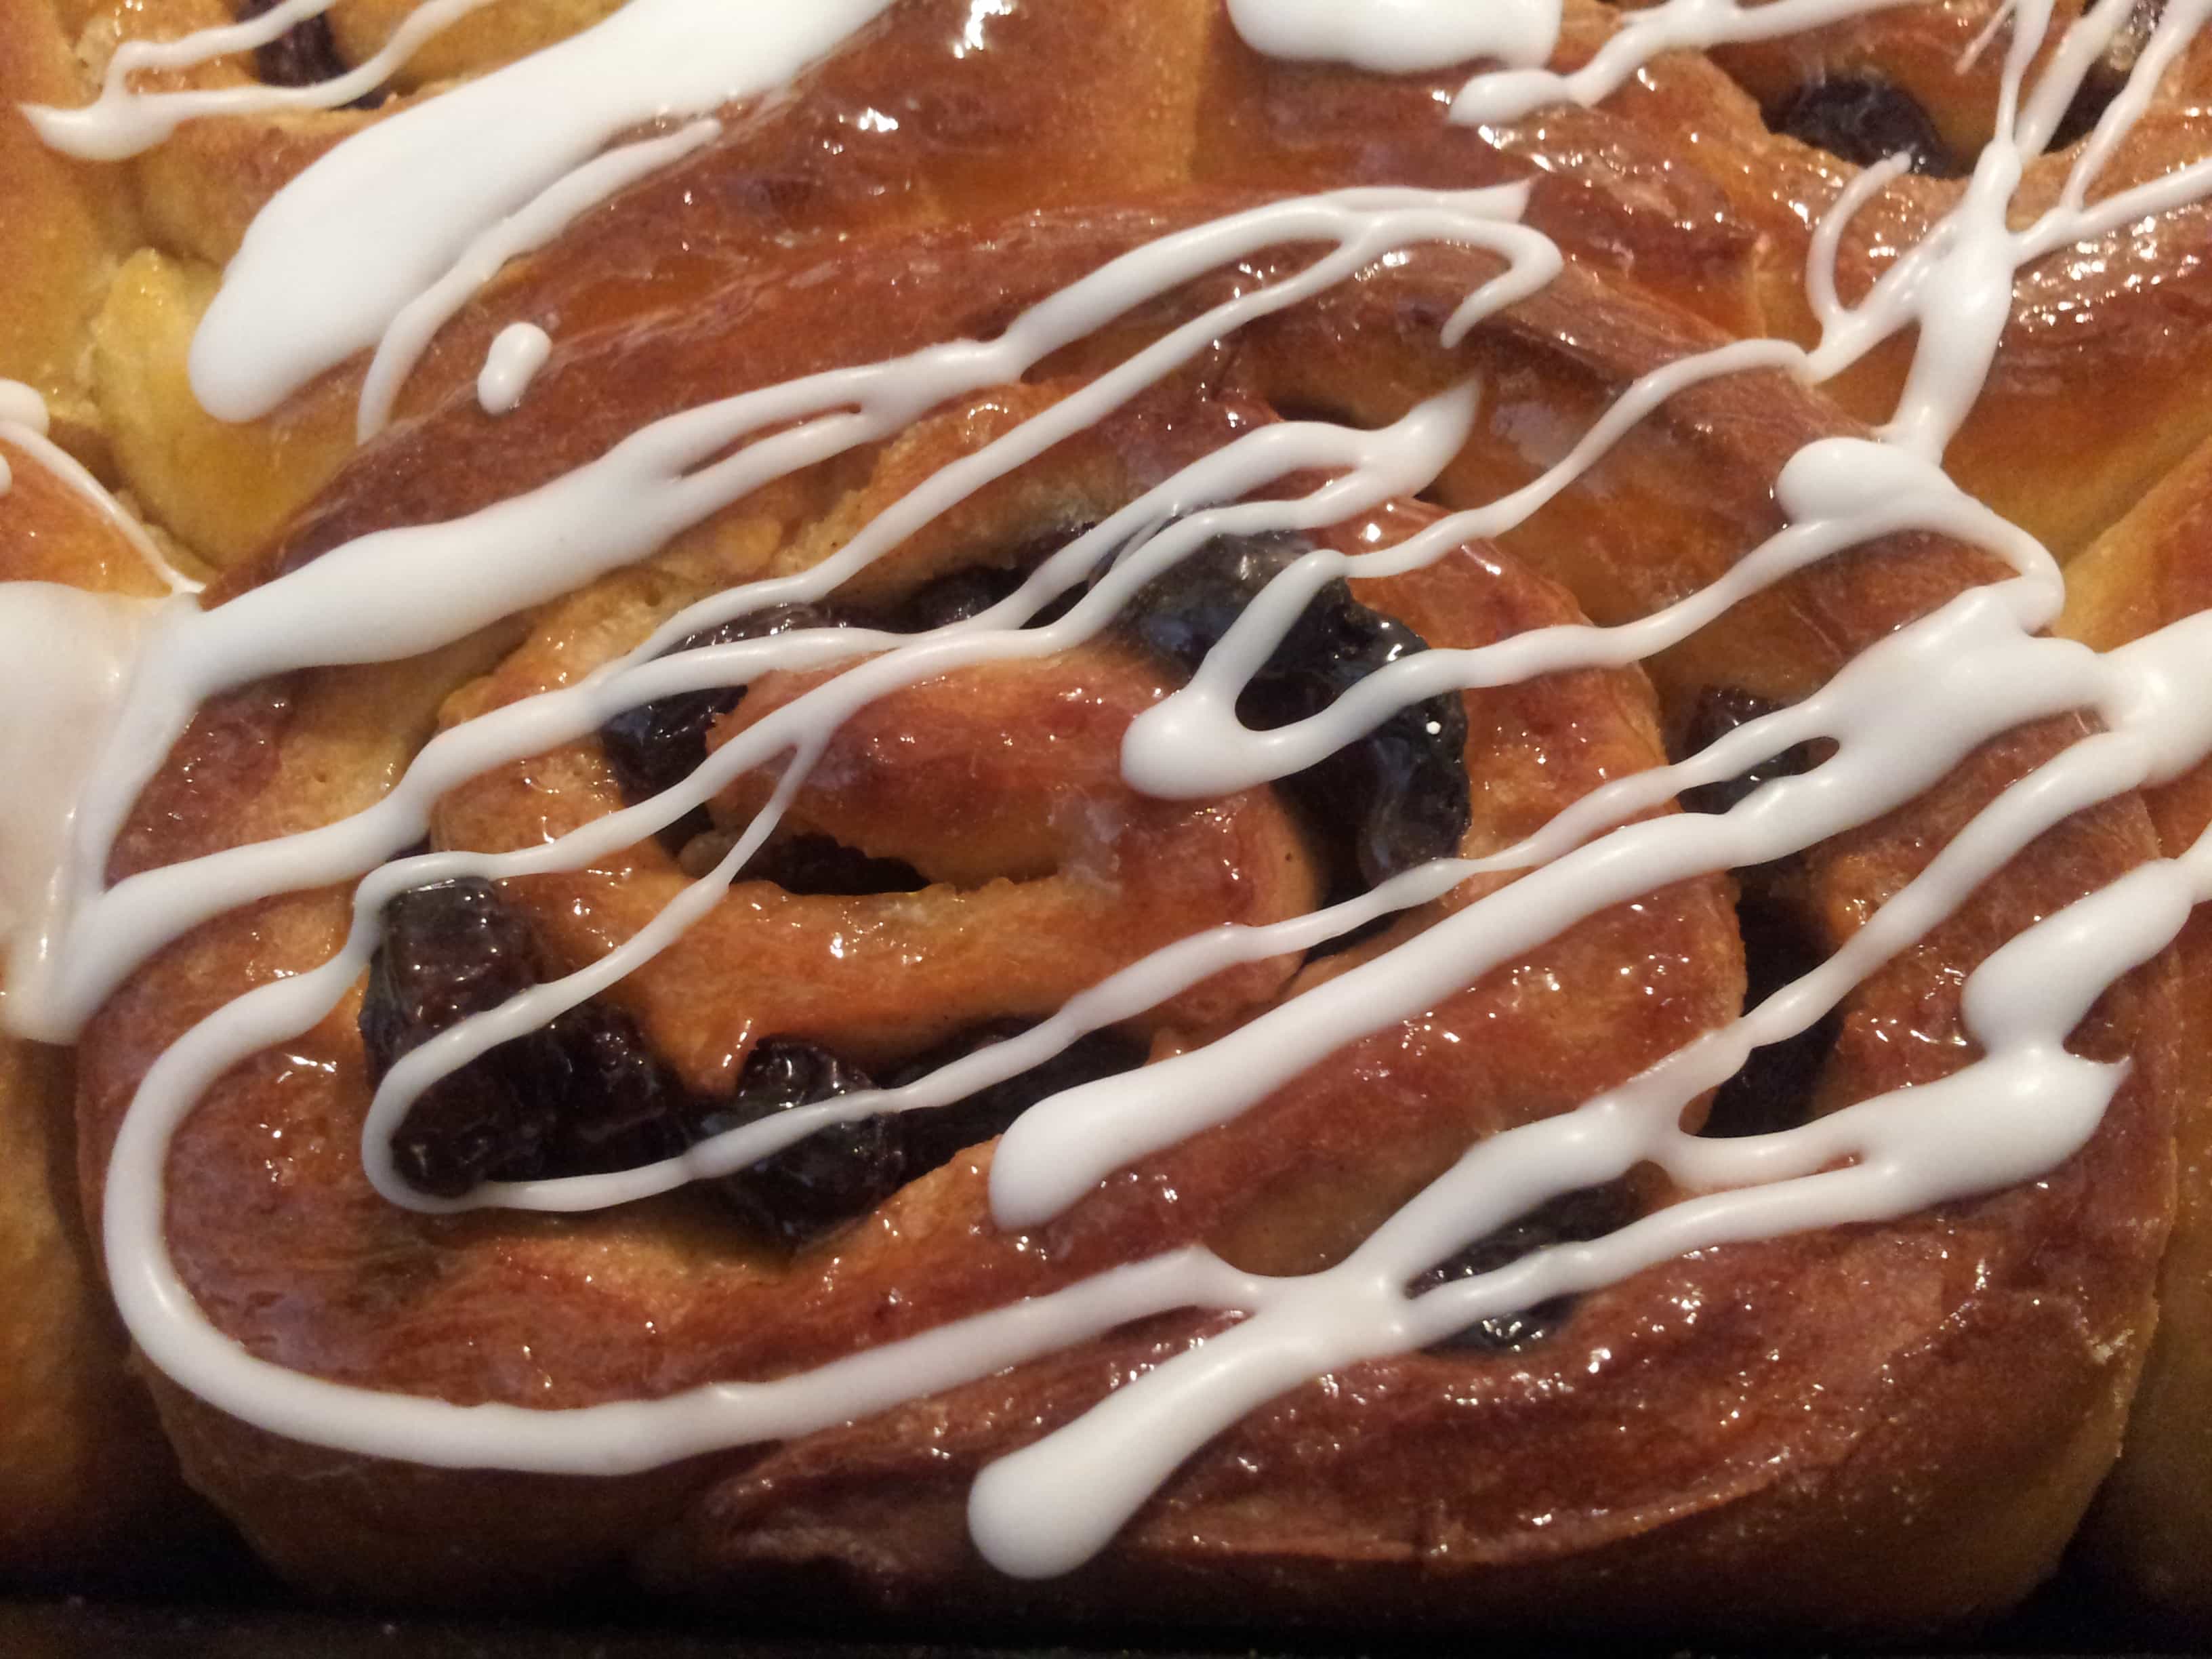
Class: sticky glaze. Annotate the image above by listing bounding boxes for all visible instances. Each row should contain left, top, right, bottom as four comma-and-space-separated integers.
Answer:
14, 0, 2212, 1585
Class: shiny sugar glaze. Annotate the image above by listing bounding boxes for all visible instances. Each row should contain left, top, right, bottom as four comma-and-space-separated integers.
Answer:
5, 0, 2212, 1591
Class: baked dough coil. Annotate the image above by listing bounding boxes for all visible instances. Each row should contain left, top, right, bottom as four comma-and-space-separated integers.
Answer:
64, 190, 2179, 1630
1, 0, 2205, 1631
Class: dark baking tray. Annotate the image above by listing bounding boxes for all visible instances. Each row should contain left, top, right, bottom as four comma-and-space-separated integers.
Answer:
2, 1565, 2197, 1659
0, 1609, 2167, 1659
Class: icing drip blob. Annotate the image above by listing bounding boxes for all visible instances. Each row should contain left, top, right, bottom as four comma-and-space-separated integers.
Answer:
356, 117, 721, 439
477, 323, 553, 418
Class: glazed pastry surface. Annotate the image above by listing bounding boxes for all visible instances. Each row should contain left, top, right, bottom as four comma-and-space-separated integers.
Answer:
1, 0, 2210, 1631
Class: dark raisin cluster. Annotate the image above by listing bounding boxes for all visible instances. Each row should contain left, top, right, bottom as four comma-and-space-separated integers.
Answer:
1120, 532, 1473, 895
1702, 890, 1841, 1139
1767, 77, 1963, 177
361, 878, 690, 1197
884, 1020, 1152, 1175
359, 878, 1145, 1243
682, 1038, 905, 1249
882, 558, 1081, 632
1408, 1181, 1641, 1351
743, 833, 926, 898
1766, 10, 2156, 172
2030, 0, 2165, 152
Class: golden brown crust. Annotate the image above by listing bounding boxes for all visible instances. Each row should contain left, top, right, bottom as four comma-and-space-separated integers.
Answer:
0, 1034, 192, 1582
0, 3, 138, 470
62, 187, 2177, 1626
2061, 431, 2212, 1627
3, 0, 2200, 1628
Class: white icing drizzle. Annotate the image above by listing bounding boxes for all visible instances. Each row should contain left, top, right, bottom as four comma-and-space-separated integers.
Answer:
23, 0, 2212, 1591
1957, 0, 2020, 75
0, 380, 45, 431
476, 323, 553, 417
1225, 0, 1561, 74
0, 382, 201, 596
24, 186, 1544, 1047
20, 0, 495, 162
26, 1, 895, 422
0, 586, 178, 1030
0, 391, 195, 1028
1449, 0, 1921, 125
213, 0, 894, 423
0, 377, 45, 491
361, 118, 720, 440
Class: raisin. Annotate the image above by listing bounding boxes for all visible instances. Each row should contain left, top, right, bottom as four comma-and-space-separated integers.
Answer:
232, 0, 386, 106
1768, 77, 1961, 178
362, 879, 690, 1194
1676, 686, 1821, 817
745, 833, 928, 897
2051, 74, 2121, 152
598, 602, 840, 836
361, 878, 545, 1065
686, 1038, 905, 1248
1122, 532, 1304, 675
674, 1019, 1150, 1241
1267, 575, 1471, 888
1702, 892, 1841, 1139
535, 1001, 692, 1174
382, 1059, 558, 1198
1410, 1182, 1639, 1351
361, 878, 561, 1197
888, 1020, 1150, 1174
1122, 532, 1471, 894
2052, 3, 2162, 151
886, 565, 1030, 631
872, 523, 1099, 632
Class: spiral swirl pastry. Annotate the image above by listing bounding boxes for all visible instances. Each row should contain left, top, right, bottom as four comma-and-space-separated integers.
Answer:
62, 214, 2173, 1628
3, 0, 2211, 1635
